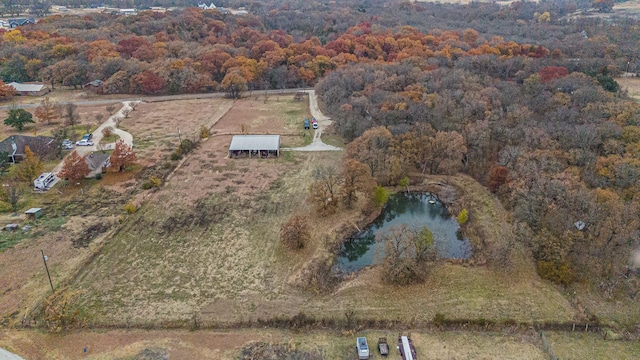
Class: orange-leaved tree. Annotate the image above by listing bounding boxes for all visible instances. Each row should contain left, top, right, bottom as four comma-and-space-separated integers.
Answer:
58, 151, 89, 181
0, 80, 16, 100
109, 139, 136, 172
34, 97, 59, 125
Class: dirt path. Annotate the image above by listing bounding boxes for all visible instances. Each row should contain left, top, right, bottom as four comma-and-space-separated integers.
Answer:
285, 90, 342, 152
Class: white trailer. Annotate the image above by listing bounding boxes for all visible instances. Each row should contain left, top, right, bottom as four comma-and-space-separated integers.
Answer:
34, 172, 55, 190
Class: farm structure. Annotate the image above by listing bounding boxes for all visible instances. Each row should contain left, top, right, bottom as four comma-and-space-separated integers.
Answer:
7, 82, 50, 96
229, 135, 280, 158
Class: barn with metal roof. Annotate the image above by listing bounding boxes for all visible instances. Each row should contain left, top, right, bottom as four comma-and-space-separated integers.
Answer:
229, 135, 280, 158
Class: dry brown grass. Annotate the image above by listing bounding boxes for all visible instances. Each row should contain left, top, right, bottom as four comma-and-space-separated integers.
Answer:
617, 77, 640, 100
545, 331, 640, 360
0, 328, 552, 360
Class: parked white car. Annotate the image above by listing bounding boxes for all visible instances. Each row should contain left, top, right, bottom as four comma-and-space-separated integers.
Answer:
75, 139, 94, 146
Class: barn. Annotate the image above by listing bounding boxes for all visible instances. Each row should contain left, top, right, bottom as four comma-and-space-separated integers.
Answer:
229, 135, 280, 158
7, 82, 50, 96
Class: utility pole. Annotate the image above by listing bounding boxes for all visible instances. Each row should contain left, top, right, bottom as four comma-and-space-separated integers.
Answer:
41, 249, 54, 293
178, 128, 182, 144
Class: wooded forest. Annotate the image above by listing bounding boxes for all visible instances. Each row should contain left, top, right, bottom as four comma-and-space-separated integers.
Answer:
1, 0, 639, 294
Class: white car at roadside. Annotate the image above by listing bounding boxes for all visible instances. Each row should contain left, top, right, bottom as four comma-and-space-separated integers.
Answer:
75, 139, 94, 146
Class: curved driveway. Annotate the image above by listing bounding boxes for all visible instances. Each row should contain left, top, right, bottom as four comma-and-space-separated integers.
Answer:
285, 90, 342, 152
51, 101, 136, 174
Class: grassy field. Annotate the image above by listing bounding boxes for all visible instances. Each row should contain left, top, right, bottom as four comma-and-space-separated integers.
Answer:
67, 97, 575, 327
545, 331, 640, 360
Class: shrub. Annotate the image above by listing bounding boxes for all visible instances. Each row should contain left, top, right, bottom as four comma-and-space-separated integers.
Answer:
537, 260, 577, 286
102, 126, 113, 137
457, 208, 468, 225
372, 186, 389, 208
200, 125, 209, 139
180, 139, 194, 154
141, 182, 153, 190
170, 151, 182, 161
95, 172, 102, 180
123, 202, 137, 213
149, 176, 162, 187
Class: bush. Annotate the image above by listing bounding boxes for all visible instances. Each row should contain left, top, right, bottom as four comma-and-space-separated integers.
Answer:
123, 202, 137, 213
102, 126, 113, 137
170, 151, 182, 161
457, 208, 468, 225
141, 182, 153, 190
180, 139, 194, 154
537, 260, 577, 286
200, 125, 209, 139
372, 186, 389, 208
149, 175, 162, 187
94, 172, 102, 180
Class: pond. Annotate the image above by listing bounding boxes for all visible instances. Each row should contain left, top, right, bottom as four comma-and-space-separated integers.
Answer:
335, 192, 472, 273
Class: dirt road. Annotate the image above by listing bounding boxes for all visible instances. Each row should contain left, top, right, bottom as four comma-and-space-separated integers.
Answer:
285, 90, 342, 151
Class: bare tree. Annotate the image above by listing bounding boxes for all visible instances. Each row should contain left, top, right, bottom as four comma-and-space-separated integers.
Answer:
309, 166, 342, 215
377, 224, 436, 285
1, 184, 22, 214
64, 103, 78, 127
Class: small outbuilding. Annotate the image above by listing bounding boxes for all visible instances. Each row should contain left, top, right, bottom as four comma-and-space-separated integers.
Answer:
229, 135, 280, 158
25, 208, 42, 220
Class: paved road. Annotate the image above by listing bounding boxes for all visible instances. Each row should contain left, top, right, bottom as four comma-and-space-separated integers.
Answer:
285, 90, 342, 152
51, 101, 136, 175
0, 348, 24, 360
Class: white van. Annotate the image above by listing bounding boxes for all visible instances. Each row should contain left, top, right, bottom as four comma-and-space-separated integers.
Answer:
34, 172, 55, 190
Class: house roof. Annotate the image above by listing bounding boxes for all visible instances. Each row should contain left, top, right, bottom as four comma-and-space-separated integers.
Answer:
84, 80, 103, 87
8, 18, 35, 27
0, 135, 55, 156
8, 82, 46, 92
85, 152, 110, 171
229, 135, 280, 151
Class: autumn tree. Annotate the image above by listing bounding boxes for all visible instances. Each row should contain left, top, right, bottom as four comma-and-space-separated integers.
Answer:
221, 70, 248, 99
109, 140, 136, 172
63, 103, 78, 127
341, 159, 375, 209
309, 166, 342, 215
279, 215, 310, 250
0, 80, 16, 100
57, 151, 89, 181
34, 97, 59, 125
488, 165, 508, 193
4, 108, 34, 131
14, 146, 42, 183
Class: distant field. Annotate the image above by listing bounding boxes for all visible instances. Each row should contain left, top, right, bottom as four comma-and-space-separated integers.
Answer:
617, 77, 640, 100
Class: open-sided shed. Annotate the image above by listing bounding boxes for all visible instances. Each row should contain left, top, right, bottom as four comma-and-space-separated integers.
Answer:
229, 135, 280, 158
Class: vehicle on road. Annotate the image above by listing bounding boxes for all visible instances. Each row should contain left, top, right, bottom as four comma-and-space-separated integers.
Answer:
312, 118, 318, 129
62, 139, 73, 150
356, 337, 370, 359
76, 139, 94, 146
304, 118, 310, 129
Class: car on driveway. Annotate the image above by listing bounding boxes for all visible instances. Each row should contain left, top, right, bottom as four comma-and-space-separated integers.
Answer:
62, 139, 73, 150
82, 133, 93, 141
76, 139, 94, 146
